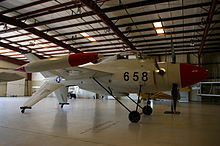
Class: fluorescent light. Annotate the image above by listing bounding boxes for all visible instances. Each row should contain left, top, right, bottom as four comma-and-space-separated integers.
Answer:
153, 21, 165, 34
88, 37, 96, 42
80, 32, 89, 37
156, 29, 164, 34
153, 22, 163, 28
80, 32, 96, 42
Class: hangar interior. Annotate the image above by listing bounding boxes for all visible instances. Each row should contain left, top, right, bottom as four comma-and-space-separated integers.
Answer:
0, 0, 220, 146
0, 0, 219, 101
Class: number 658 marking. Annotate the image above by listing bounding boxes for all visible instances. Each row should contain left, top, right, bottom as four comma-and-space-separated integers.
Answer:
123, 72, 148, 81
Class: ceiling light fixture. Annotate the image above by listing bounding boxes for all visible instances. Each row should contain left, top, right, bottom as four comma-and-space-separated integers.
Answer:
153, 22, 163, 28
88, 37, 96, 42
153, 22, 165, 35
80, 32, 90, 37
80, 32, 96, 42
156, 29, 164, 34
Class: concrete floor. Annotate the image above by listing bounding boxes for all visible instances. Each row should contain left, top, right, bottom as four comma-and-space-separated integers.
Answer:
0, 97, 220, 146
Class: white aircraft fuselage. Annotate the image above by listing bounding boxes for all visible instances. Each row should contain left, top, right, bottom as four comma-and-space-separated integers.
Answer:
63, 59, 208, 96
19, 53, 208, 121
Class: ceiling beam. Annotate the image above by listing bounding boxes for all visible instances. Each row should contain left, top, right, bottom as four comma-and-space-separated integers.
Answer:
198, 0, 218, 65
0, 0, 175, 34
80, 39, 220, 53
0, 55, 26, 65
14, 26, 220, 50
111, 2, 211, 20
138, 43, 219, 52
66, 27, 209, 46
0, 0, 52, 15
16, 1, 79, 20
76, 0, 135, 51
147, 48, 220, 56
51, 21, 210, 40
103, 0, 177, 12
4, 12, 220, 43
16, 0, 108, 20
0, 14, 82, 53
67, 20, 220, 42
0, 41, 24, 53
0, 41, 45, 59
132, 32, 220, 44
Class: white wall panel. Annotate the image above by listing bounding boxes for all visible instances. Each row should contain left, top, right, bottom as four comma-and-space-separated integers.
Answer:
6, 78, 25, 97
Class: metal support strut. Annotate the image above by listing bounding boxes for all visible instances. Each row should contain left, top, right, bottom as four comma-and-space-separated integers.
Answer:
136, 85, 142, 111
92, 77, 131, 112
126, 95, 143, 110
92, 77, 152, 123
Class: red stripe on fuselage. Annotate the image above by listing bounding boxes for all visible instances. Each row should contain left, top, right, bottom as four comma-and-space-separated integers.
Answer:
68, 53, 99, 67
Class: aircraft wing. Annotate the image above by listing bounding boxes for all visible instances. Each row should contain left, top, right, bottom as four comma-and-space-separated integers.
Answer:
52, 66, 113, 80
0, 70, 26, 82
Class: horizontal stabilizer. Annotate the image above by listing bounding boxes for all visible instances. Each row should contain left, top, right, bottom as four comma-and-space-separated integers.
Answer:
0, 70, 26, 82
25, 53, 56, 78
22, 81, 63, 107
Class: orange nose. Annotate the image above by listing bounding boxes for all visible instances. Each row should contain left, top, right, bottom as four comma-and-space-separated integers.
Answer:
180, 63, 208, 87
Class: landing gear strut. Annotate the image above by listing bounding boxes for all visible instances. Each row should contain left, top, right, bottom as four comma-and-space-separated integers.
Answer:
93, 77, 152, 123
59, 103, 69, 108
142, 99, 152, 115
20, 106, 31, 113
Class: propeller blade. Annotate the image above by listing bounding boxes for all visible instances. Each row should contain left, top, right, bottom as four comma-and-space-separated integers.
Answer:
154, 58, 165, 75
154, 58, 161, 71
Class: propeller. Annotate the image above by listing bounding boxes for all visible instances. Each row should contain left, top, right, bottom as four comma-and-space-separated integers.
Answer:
154, 58, 165, 75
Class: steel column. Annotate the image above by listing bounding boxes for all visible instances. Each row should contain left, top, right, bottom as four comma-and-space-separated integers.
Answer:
198, 0, 218, 66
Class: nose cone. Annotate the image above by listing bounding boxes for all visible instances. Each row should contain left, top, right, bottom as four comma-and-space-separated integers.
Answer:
180, 63, 208, 87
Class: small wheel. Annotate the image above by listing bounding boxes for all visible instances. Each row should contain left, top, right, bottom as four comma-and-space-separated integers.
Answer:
143, 105, 152, 115
21, 109, 25, 113
128, 111, 141, 123
147, 100, 151, 105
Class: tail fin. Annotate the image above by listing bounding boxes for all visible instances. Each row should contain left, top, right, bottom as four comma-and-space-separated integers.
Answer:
25, 53, 55, 78
25, 53, 40, 62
